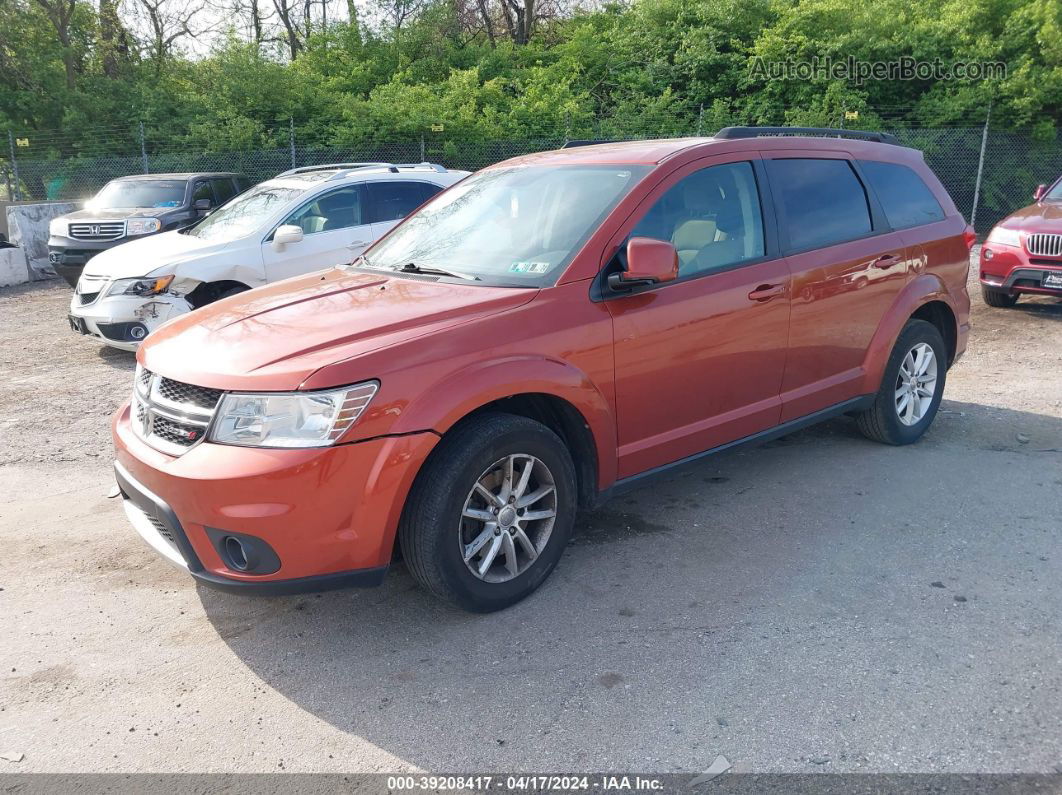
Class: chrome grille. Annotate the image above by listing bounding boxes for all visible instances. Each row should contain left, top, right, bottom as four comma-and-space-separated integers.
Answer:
1026, 233, 1062, 257
69, 221, 125, 241
133, 367, 219, 456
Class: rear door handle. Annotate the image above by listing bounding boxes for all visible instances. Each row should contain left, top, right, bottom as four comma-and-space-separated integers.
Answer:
748, 283, 786, 302
872, 254, 899, 269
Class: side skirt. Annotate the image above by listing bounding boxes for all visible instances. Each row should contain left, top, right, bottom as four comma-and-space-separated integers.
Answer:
598, 395, 875, 502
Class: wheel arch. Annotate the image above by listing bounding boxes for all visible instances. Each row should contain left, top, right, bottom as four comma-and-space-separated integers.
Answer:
860, 274, 961, 393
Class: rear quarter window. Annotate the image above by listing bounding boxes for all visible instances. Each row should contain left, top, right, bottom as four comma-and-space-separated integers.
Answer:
859, 160, 946, 229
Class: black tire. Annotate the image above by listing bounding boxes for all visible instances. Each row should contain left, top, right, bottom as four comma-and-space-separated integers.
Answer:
398, 412, 577, 612
981, 285, 1018, 308
855, 319, 947, 446
216, 284, 249, 301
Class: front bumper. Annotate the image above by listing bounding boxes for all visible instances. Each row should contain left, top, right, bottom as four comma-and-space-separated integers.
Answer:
49, 240, 122, 288
111, 402, 439, 594
69, 290, 191, 351
979, 244, 1062, 296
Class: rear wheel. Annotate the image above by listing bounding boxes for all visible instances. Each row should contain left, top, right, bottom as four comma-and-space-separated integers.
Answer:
399, 413, 577, 612
855, 319, 947, 445
981, 285, 1019, 307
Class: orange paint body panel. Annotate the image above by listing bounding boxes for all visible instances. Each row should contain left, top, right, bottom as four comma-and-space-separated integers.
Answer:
111, 133, 971, 596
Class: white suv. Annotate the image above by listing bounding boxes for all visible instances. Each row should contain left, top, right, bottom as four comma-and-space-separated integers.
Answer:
67, 162, 469, 350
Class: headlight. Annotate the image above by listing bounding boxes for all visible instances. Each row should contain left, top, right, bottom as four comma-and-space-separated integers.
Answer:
127, 218, 162, 235
209, 382, 379, 448
986, 226, 1020, 247
106, 275, 175, 297
49, 217, 67, 236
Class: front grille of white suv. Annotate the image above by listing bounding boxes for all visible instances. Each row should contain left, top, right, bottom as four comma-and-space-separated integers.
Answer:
132, 368, 223, 456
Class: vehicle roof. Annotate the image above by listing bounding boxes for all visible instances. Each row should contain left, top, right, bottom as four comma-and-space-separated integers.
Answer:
497, 135, 924, 168
110, 172, 243, 181
265, 166, 469, 189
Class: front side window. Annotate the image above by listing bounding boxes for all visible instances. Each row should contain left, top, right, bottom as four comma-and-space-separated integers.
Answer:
211, 178, 238, 204
367, 182, 441, 223
768, 159, 872, 251
859, 161, 945, 229
631, 161, 765, 277
87, 179, 187, 210
183, 184, 303, 241
281, 185, 364, 235
361, 165, 649, 286
192, 181, 214, 204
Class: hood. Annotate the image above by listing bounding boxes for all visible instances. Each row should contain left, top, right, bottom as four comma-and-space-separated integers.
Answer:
62, 207, 173, 221
83, 230, 230, 279
997, 201, 1062, 231
139, 268, 538, 391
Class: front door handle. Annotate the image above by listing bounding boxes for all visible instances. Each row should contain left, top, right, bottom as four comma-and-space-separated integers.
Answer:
872, 254, 899, 269
347, 240, 368, 249
748, 283, 786, 302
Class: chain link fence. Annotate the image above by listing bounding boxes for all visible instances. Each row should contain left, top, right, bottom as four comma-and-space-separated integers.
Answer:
4, 125, 1060, 233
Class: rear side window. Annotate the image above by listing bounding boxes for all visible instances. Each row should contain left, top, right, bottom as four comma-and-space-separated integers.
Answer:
366, 182, 441, 223
859, 160, 946, 229
767, 159, 872, 250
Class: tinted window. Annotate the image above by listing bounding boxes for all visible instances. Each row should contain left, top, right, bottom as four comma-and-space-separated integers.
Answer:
192, 181, 214, 204
367, 182, 441, 223
211, 178, 237, 203
632, 161, 765, 276
768, 159, 872, 250
859, 160, 945, 229
281, 185, 363, 235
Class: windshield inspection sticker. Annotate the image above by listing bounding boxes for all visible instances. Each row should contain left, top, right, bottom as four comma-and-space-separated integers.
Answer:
509, 261, 550, 274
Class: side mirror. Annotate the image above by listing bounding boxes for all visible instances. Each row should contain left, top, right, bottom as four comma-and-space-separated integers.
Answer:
1034, 184, 1047, 201
608, 237, 679, 292
194, 198, 213, 212
271, 224, 304, 252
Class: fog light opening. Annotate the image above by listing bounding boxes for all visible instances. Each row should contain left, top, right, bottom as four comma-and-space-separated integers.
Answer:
128, 323, 148, 341
224, 536, 249, 571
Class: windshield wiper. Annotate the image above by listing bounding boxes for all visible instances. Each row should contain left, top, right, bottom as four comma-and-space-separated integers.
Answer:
394, 262, 480, 281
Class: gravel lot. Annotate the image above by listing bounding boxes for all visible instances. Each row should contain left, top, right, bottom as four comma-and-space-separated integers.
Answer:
1, 255, 1060, 776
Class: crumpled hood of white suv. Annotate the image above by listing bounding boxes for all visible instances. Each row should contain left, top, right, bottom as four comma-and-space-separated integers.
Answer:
82, 230, 235, 280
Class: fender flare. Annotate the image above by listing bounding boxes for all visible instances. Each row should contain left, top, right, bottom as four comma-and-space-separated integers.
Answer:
389, 355, 618, 489
859, 273, 959, 394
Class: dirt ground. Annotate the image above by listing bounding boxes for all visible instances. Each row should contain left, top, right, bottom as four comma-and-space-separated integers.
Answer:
0, 253, 1059, 775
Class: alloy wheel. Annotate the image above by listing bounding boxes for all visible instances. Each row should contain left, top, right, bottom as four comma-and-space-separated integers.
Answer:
894, 342, 938, 426
458, 454, 557, 583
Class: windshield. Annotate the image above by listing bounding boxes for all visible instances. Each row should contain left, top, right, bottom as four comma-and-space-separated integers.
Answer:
360, 165, 650, 285
184, 183, 303, 241
1045, 180, 1062, 201
88, 179, 187, 210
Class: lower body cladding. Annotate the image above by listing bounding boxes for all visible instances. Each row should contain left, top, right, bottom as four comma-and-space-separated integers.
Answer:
112, 402, 440, 594
69, 292, 191, 351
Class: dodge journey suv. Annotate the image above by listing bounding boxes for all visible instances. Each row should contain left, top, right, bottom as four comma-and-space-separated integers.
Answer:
113, 128, 973, 612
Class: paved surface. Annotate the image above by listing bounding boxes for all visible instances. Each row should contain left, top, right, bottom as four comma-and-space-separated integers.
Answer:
1, 259, 1060, 774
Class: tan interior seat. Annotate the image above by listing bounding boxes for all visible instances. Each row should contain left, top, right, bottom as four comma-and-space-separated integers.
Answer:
300, 215, 326, 234
672, 219, 718, 265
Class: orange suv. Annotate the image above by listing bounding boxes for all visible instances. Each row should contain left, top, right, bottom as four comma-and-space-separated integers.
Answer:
113, 128, 973, 611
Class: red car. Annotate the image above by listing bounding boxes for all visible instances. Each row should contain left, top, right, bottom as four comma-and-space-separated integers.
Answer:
113, 128, 973, 611
979, 176, 1062, 306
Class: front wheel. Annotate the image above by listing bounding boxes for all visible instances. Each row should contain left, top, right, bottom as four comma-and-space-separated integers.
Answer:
855, 319, 947, 445
398, 413, 577, 612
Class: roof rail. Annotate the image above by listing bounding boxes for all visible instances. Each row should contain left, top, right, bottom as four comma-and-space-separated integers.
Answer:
392, 162, 448, 173
276, 162, 394, 177
561, 139, 616, 148
714, 126, 901, 146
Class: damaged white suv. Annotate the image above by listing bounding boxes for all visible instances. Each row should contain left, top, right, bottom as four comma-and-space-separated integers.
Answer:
67, 162, 468, 350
